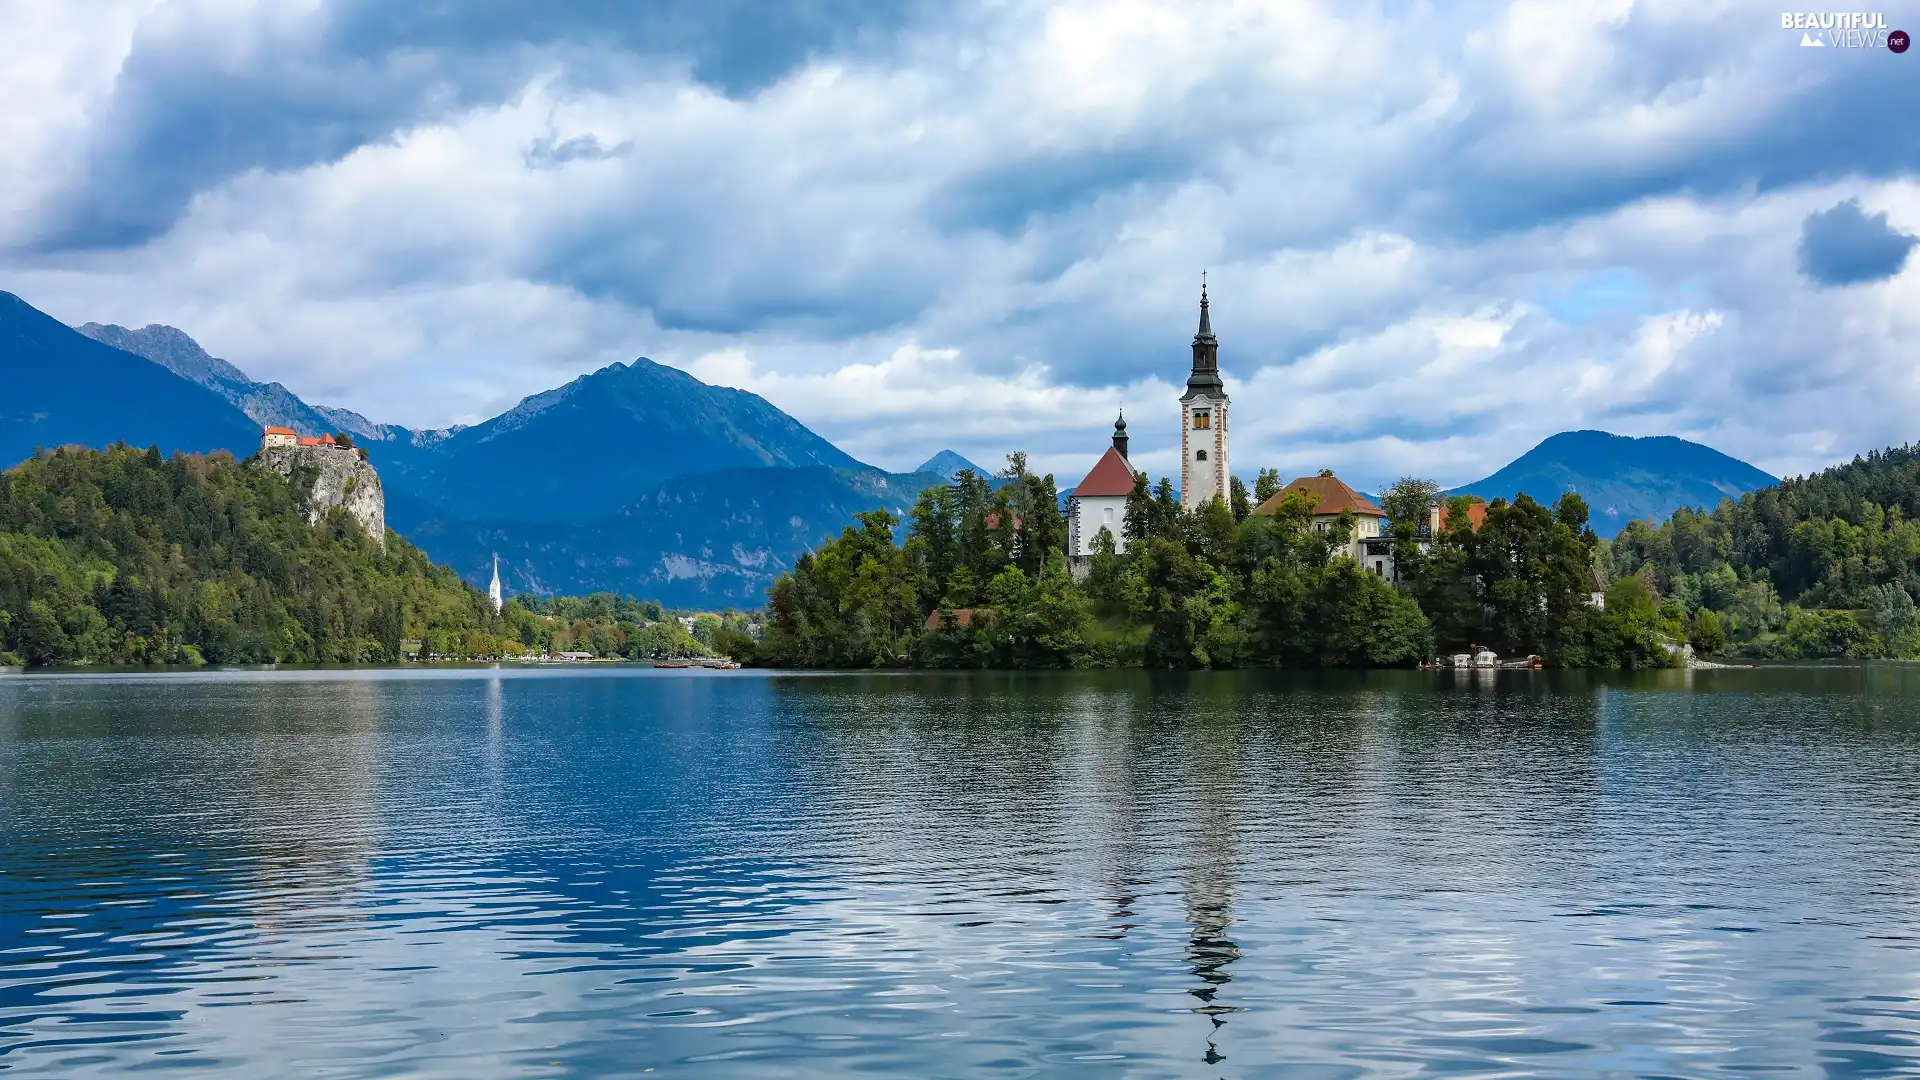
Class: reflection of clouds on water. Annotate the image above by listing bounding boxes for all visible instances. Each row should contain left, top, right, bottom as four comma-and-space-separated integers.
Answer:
224, 675, 385, 936
9, 669, 1920, 1075
485, 670, 504, 790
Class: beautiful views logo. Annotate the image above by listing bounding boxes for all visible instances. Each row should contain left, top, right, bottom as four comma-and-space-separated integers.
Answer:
1782, 11, 1909, 50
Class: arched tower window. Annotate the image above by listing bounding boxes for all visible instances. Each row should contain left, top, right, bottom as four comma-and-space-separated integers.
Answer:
1196, 450, 1208, 461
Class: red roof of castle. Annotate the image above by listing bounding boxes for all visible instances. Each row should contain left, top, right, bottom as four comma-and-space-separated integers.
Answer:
1072, 447, 1134, 498
263, 426, 296, 436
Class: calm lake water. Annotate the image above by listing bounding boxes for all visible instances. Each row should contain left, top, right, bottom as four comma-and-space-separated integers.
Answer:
5, 667, 1920, 1077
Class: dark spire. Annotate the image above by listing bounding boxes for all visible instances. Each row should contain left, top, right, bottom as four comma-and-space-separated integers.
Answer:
1195, 272, 1213, 342
1187, 275, 1223, 396
1112, 409, 1129, 460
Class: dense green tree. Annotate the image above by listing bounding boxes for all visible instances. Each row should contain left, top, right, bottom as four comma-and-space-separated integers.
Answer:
760, 510, 924, 667
1689, 608, 1728, 656
1253, 468, 1283, 505
0, 445, 523, 666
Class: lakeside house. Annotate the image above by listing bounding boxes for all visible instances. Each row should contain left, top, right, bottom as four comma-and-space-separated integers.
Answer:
1250, 473, 1389, 565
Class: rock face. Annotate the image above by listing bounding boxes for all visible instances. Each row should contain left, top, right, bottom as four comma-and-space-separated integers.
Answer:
261, 445, 386, 549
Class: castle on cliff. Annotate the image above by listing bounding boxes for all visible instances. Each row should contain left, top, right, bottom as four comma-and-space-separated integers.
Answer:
262, 426, 352, 451
257, 425, 386, 549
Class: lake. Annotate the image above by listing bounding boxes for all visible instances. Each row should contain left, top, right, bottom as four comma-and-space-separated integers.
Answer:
5, 666, 1920, 1077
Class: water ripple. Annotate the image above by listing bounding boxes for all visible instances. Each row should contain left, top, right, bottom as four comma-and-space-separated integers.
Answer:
4, 667, 1920, 1076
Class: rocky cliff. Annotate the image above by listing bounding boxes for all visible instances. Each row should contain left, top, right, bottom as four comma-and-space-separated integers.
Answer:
260, 445, 386, 549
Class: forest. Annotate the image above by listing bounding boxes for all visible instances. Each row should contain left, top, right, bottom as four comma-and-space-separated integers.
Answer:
756, 455, 1688, 670
1603, 443, 1920, 660
10, 439, 1914, 670
0, 445, 735, 667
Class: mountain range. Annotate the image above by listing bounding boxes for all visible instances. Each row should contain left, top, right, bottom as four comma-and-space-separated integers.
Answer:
1450, 430, 1777, 534
3, 289, 1786, 603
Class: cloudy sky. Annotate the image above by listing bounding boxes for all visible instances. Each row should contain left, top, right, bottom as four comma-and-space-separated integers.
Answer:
3, 0, 1918, 489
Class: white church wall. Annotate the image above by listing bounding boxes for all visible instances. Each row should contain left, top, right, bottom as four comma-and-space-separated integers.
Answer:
1070, 495, 1130, 557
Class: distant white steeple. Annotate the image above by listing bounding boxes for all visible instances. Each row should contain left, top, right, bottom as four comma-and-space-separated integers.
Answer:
488, 554, 503, 615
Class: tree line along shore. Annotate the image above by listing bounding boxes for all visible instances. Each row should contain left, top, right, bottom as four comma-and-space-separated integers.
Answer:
0, 444, 750, 667
751, 448, 1920, 669
3, 442, 1917, 670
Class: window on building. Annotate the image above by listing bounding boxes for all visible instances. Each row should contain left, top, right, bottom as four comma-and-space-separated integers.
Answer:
1192, 410, 1211, 429
1196, 449, 1207, 461
1103, 507, 1114, 524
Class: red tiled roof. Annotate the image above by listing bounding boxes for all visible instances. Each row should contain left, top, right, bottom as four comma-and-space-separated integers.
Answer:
263, 426, 296, 436
925, 608, 988, 630
1072, 447, 1134, 498
1251, 474, 1386, 518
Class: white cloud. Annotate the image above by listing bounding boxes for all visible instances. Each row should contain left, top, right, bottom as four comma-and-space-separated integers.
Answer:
3, 0, 1918, 488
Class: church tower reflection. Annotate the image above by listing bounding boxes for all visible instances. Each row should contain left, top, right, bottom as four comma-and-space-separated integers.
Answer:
1178, 705, 1245, 1067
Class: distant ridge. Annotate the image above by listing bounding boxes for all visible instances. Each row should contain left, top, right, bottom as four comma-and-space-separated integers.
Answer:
0, 293, 259, 466
73, 322, 450, 448
398, 464, 952, 606
915, 449, 990, 479
1453, 430, 1777, 538
407, 358, 865, 523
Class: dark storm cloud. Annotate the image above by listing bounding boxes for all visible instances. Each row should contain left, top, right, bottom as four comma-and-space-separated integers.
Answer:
28, 0, 934, 253
1383, 27, 1920, 243
1797, 198, 1916, 286
327, 0, 934, 98
524, 134, 633, 169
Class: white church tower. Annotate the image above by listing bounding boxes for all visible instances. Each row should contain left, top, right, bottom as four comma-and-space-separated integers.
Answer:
488, 554, 503, 615
1180, 278, 1230, 512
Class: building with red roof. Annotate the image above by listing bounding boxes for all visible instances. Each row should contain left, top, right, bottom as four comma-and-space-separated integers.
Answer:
1251, 472, 1390, 566
1067, 413, 1135, 574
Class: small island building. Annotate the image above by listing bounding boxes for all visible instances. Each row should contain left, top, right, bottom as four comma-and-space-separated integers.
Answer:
1250, 473, 1389, 566
1358, 497, 1491, 582
1066, 413, 1135, 577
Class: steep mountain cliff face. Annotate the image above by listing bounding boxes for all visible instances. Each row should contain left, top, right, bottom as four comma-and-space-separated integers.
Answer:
260, 445, 386, 549
73, 321, 447, 446
0, 293, 260, 467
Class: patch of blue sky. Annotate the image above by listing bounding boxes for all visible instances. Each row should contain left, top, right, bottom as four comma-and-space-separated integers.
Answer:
1540, 268, 1649, 326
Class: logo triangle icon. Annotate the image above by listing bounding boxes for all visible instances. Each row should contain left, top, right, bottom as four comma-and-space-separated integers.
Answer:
1800, 30, 1825, 46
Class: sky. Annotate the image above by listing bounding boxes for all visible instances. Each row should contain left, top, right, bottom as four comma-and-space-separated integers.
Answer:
3, 0, 1919, 491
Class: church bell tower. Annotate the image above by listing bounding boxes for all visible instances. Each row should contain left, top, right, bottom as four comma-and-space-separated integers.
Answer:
1180, 277, 1229, 512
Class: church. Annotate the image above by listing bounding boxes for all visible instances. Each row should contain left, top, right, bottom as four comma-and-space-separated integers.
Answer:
1067, 282, 1231, 573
